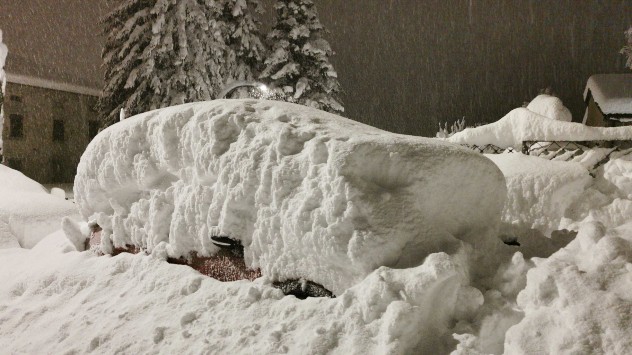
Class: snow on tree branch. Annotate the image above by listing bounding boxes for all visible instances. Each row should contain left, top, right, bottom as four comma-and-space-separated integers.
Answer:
260, 0, 344, 114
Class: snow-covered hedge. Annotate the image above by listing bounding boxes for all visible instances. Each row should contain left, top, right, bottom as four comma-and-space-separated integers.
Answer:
75, 100, 506, 294
448, 107, 632, 149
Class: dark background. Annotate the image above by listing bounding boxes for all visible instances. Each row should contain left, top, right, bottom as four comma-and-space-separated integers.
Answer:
2, 0, 632, 136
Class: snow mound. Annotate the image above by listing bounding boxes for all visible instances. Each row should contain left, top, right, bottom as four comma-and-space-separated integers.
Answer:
74, 99, 506, 294
560, 151, 632, 231
0, 165, 79, 248
448, 108, 632, 149
525, 94, 572, 122
505, 221, 632, 354
486, 153, 592, 236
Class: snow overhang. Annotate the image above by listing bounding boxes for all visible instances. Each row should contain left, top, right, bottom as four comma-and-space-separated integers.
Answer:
6, 72, 102, 97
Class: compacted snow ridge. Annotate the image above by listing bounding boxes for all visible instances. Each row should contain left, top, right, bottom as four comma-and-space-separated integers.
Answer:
74, 99, 506, 295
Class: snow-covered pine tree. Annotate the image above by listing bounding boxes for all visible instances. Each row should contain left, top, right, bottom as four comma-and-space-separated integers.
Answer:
219, 0, 266, 98
260, 0, 343, 114
98, 0, 227, 127
622, 26, 632, 70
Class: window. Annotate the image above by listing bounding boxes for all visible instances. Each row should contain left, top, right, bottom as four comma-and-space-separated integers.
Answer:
9, 114, 24, 138
50, 157, 63, 183
7, 158, 23, 172
53, 120, 65, 141
88, 121, 99, 140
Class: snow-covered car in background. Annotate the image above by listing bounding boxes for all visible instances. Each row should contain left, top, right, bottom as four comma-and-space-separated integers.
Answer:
0, 164, 80, 249
74, 100, 507, 295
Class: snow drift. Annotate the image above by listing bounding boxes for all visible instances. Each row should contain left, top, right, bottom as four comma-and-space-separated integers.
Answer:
0, 233, 478, 354
448, 107, 632, 149
487, 153, 592, 236
74, 99, 506, 294
0, 165, 79, 248
504, 221, 632, 354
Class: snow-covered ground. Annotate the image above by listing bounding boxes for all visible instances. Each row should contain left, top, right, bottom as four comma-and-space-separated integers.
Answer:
2, 100, 632, 354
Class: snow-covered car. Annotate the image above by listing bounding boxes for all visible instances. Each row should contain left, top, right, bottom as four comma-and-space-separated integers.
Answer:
75, 100, 506, 296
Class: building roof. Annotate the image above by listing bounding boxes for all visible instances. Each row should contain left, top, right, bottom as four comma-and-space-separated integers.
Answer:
584, 74, 632, 116
6, 72, 101, 97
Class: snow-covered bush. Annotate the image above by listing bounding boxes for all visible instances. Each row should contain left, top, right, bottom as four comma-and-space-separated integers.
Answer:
75, 100, 506, 294
260, 0, 344, 114
436, 117, 466, 139
525, 94, 572, 122
622, 26, 632, 70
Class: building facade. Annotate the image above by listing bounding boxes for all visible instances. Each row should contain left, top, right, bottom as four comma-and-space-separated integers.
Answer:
2, 75, 100, 183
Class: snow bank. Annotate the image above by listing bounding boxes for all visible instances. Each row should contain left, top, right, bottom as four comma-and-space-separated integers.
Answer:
504, 221, 632, 354
525, 94, 572, 122
448, 108, 632, 149
74, 99, 506, 294
560, 150, 632, 231
0, 237, 481, 354
486, 153, 592, 236
584, 74, 632, 115
0, 165, 79, 248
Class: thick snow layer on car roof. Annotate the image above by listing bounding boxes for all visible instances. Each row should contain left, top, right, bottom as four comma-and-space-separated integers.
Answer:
448, 108, 632, 149
74, 99, 506, 294
583, 74, 632, 115
0, 165, 79, 248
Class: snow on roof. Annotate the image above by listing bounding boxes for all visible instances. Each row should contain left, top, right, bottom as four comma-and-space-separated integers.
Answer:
6, 72, 101, 97
448, 107, 632, 149
583, 74, 632, 115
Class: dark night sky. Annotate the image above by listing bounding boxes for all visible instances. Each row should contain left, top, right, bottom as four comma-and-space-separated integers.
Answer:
1, 0, 631, 136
